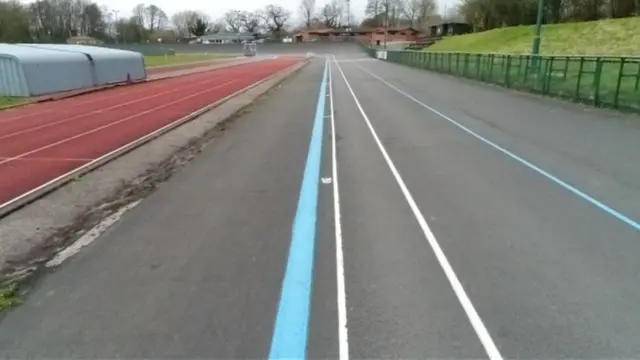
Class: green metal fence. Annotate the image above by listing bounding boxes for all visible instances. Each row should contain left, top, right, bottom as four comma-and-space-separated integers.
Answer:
365, 48, 640, 112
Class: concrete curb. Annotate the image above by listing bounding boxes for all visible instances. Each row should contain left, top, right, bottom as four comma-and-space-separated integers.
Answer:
0, 59, 310, 219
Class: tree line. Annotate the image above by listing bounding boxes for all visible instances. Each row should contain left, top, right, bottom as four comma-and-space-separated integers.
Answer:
297, 0, 359, 29
458, 0, 638, 31
361, 0, 438, 28
2, 0, 638, 44
0, 0, 296, 44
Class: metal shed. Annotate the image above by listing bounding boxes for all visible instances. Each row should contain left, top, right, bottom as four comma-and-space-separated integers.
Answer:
0, 44, 146, 97
22, 44, 146, 86
0, 44, 94, 97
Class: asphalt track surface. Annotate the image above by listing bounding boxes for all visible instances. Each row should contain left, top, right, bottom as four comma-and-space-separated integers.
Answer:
1, 50, 640, 359
0, 58, 300, 208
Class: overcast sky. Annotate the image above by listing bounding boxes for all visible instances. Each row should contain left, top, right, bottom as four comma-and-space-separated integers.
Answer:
38, 0, 460, 23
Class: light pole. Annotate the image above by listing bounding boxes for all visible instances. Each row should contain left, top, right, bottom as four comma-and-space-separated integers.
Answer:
346, 0, 351, 40
531, 0, 544, 68
112, 9, 120, 44
383, 0, 390, 49
346, 0, 350, 26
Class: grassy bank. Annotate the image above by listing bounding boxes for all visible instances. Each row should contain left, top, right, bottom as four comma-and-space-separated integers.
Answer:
0, 97, 25, 108
427, 17, 640, 56
0, 283, 20, 310
144, 53, 231, 67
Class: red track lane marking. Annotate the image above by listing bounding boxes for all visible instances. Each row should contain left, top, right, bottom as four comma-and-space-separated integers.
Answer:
30, 68, 283, 160
0, 64, 248, 125
0, 157, 92, 162
0, 76, 262, 158
0, 78, 239, 166
0, 77, 194, 124
0, 60, 301, 206
0, 160, 91, 204
0, 59, 283, 124
0, 61, 284, 139
0, 71, 234, 140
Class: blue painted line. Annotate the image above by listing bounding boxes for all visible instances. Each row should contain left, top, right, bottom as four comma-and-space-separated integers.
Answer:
269, 59, 329, 360
369, 71, 640, 232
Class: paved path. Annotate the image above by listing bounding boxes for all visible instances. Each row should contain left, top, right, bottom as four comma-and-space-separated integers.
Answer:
1, 52, 639, 359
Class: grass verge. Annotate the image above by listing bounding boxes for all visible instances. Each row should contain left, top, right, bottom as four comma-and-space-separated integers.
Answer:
0, 97, 25, 109
0, 283, 21, 310
427, 17, 640, 56
144, 54, 231, 67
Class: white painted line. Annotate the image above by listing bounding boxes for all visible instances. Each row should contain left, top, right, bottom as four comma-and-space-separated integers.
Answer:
0, 79, 237, 167
335, 58, 376, 63
354, 63, 640, 231
0, 61, 307, 218
0, 74, 229, 140
0, 75, 194, 125
46, 200, 141, 267
0, 157, 92, 162
328, 57, 350, 360
0, 59, 265, 125
332, 55, 504, 360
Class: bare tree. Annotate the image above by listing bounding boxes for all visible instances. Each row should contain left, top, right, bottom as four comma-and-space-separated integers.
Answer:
144, 4, 167, 30
365, 0, 383, 17
264, 4, 290, 36
321, 0, 341, 27
299, 0, 316, 28
399, 0, 434, 26
209, 18, 225, 33
223, 10, 242, 32
398, 0, 417, 25
132, 3, 145, 27
238, 10, 262, 33
171, 10, 206, 37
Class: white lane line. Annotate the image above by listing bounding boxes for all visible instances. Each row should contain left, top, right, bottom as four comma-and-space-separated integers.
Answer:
0, 74, 204, 124
332, 56, 504, 360
46, 200, 141, 267
334, 58, 376, 63
0, 79, 237, 167
0, 156, 92, 162
328, 57, 350, 360
354, 63, 640, 232
0, 74, 230, 140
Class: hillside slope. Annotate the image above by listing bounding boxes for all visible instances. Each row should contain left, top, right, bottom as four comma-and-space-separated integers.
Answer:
427, 17, 640, 55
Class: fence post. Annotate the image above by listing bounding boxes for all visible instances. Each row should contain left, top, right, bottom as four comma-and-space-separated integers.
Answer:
562, 57, 569, 80
575, 57, 585, 100
464, 53, 470, 77
593, 58, 603, 106
505, 55, 512, 87
489, 54, 495, 82
544, 56, 555, 94
613, 57, 625, 108
635, 61, 640, 91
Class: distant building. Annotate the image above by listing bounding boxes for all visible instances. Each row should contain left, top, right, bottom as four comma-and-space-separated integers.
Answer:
428, 22, 472, 37
293, 27, 423, 45
197, 32, 255, 45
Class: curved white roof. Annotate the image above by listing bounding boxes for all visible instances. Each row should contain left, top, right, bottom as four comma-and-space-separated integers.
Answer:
0, 43, 87, 64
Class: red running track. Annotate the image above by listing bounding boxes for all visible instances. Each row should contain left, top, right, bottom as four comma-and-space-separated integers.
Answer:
0, 58, 301, 207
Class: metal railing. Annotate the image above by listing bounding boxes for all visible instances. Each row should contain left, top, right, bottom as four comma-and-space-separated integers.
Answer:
363, 46, 640, 112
